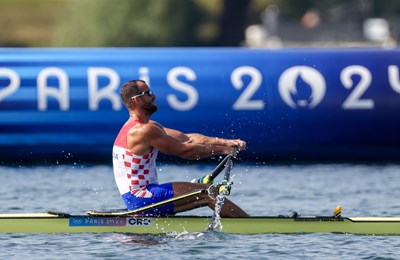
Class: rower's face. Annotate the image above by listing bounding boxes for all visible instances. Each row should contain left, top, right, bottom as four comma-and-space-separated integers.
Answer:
136, 82, 158, 114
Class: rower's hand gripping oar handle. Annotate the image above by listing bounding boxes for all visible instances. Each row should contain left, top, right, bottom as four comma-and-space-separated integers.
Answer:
191, 153, 234, 184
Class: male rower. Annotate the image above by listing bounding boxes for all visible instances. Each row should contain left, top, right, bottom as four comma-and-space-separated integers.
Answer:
113, 79, 249, 217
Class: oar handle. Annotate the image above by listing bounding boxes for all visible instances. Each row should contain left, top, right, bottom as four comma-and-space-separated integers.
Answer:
191, 153, 234, 184
218, 157, 233, 195
208, 154, 234, 181
222, 156, 233, 182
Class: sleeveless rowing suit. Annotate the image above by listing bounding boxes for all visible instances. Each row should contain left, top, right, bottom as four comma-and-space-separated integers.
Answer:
112, 120, 174, 216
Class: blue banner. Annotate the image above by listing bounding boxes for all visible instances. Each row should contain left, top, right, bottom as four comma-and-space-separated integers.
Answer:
1, 48, 400, 163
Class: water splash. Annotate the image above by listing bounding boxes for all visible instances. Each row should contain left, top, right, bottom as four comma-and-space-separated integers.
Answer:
207, 194, 226, 231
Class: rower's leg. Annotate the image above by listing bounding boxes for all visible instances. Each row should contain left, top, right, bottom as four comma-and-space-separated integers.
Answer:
172, 182, 249, 217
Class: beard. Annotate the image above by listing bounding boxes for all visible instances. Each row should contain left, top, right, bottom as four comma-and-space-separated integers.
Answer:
144, 102, 158, 115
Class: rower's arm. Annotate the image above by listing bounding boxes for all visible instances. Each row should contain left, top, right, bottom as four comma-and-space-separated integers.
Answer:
162, 127, 190, 143
141, 124, 236, 160
162, 126, 246, 152
185, 133, 246, 152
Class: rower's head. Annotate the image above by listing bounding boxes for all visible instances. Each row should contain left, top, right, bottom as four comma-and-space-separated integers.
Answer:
120, 80, 157, 113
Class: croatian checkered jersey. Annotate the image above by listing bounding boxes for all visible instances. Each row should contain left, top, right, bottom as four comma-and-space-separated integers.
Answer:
112, 120, 159, 198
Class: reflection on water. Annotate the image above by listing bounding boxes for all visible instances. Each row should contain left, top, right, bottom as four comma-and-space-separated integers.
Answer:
108, 233, 167, 246
107, 230, 230, 247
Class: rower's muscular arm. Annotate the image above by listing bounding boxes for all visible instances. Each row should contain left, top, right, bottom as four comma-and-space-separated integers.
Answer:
129, 122, 236, 160
184, 133, 246, 152
162, 125, 246, 152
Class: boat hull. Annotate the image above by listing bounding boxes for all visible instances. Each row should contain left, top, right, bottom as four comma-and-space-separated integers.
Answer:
1, 213, 400, 235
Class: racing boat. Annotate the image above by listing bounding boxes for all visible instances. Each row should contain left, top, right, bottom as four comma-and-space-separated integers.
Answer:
1, 155, 399, 235
1, 211, 400, 235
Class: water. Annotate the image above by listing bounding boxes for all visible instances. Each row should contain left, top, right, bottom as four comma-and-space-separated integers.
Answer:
1, 161, 400, 259
207, 194, 226, 231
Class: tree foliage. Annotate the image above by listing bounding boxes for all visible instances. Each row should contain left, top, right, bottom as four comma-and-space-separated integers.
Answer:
1, 0, 399, 47
53, 0, 204, 47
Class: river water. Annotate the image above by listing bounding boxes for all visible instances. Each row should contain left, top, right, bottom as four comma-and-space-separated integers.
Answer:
1, 160, 400, 259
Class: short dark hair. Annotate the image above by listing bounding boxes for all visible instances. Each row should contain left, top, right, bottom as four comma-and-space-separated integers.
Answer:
120, 80, 146, 108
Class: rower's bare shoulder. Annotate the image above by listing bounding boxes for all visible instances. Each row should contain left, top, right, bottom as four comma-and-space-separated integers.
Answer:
128, 121, 165, 137
127, 122, 144, 135
149, 120, 165, 129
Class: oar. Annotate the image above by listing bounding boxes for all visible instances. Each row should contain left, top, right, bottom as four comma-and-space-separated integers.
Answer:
218, 156, 233, 195
207, 156, 234, 231
192, 153, 234, 184
209, 154, 233, 181
87, 189, 208, 217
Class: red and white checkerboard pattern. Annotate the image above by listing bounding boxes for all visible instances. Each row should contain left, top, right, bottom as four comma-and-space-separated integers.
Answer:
113, 120, 160, 198
122, 150, 156, 198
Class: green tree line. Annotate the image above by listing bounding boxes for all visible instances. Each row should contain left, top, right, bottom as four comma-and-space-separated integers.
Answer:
1, 0, 400, 47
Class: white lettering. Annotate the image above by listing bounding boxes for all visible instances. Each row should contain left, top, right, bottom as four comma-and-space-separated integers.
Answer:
88, 67, 121, 111
139, 67, 150, 85
37, 67, 69, 111
167, 67, 198, 111
231, 66, 265, 110
0, 68, 20, 102
341, 65, 374, 109
388, 65, 400, 94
